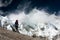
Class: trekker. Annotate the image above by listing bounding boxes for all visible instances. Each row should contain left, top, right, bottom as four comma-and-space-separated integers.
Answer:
15, 20, 19, 32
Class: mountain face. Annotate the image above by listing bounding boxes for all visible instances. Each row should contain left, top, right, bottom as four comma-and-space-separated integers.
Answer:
0, 8, 60, 40
0, 15, 60, 40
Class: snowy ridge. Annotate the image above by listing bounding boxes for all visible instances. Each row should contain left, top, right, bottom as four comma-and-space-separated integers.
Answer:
0, 9, 60, 40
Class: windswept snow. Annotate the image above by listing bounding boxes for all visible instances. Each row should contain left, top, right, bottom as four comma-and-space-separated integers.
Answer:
0, 8, 60, 40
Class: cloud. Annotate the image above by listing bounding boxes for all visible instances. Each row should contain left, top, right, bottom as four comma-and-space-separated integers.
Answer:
0, 0, 12, 7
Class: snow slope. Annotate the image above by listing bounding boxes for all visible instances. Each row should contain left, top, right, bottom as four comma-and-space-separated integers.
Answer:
0, 9, 60, 40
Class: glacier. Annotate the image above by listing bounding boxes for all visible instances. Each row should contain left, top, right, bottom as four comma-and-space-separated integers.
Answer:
0, 8, 60, 40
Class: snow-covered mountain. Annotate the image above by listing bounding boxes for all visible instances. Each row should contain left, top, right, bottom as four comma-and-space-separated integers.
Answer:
0, 9, 60, 40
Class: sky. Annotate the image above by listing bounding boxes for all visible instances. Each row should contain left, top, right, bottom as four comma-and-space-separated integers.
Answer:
0, 0, 60, 16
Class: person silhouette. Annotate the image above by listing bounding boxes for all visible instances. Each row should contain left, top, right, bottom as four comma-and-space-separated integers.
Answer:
15, 20, 19, 32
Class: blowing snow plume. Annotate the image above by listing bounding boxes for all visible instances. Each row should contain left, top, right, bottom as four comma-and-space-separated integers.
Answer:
0, 8, 60, 40
4, 8, 60, 40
